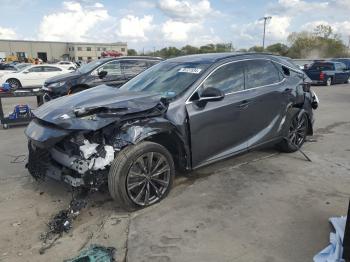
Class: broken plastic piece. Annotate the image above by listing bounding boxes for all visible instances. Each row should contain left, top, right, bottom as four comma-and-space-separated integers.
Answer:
64, 244, 116, 262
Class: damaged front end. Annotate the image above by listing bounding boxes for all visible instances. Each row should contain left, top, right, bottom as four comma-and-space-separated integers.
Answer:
25, 87, 169, 190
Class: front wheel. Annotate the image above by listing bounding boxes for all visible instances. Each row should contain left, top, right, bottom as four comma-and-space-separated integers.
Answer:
6, 78, 21, 89
278, 113, 308, 153
108, 141, 175, 211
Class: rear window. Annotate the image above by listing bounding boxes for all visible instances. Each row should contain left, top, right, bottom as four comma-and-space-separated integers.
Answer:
310, 63, 334, 71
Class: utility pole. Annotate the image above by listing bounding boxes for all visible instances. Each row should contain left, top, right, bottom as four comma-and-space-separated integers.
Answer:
261, 16, 272, 50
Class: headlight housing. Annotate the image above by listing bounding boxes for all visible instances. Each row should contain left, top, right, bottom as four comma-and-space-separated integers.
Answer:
48, 81, 66, 88
42, 81, 66, 92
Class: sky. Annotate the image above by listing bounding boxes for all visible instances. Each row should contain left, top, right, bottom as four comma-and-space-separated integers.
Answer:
0, 0, 350, 52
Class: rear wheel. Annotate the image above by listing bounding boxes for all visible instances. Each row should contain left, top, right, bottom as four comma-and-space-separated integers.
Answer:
6, 78, 21, 89
279, 113, 308, 153
108, 141, 175, 211
325, 77, 332, 86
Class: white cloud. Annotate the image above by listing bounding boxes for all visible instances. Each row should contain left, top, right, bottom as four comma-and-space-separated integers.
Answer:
116, 15, 154, 41
162, 20, 200, 42
271, 0, 329, 14
158, 0, 213, 22
0, 26, 17, 39
232, 15, 291, 47
38, 1, 109, 42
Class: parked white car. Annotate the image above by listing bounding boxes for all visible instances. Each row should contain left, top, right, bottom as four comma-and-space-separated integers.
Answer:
55, 61, 77, 70
0, 64, 73, 88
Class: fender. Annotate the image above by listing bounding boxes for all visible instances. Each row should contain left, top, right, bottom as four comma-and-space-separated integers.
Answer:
109, 117, 191, 171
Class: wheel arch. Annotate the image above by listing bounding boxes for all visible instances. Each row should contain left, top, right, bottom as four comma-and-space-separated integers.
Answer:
68, 84, 90, 94
6, 78, 22, 87
110, 118, 190, 172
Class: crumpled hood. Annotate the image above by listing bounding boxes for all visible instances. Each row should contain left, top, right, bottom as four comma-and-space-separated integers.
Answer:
33, 85, 165, 130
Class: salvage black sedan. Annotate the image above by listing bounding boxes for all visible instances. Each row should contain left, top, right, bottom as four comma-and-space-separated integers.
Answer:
25, 53, 318, 210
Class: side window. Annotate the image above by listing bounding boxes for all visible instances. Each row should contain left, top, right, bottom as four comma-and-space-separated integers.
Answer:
147, 60, 160, 67
245, 60, 280, 89
28, 67, 43, 72
121, 60, 149, 77
43, 66, 62, 72
201, 62, 245, 94
99, 61, 122, 76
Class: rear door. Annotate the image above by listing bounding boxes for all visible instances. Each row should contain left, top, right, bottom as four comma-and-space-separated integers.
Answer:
242, 59, 289, 147
186, 61, 251, 167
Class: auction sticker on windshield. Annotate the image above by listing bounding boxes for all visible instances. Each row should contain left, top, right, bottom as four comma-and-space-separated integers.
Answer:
179, 68, 202, 74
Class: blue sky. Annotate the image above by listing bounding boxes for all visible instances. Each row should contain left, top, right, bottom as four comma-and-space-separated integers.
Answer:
1, 0, 350, 52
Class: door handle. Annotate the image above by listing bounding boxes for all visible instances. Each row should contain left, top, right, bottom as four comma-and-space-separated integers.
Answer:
237, 100, 251, 109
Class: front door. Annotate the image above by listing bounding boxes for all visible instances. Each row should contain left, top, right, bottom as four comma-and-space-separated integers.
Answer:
91, 60, 125, 87
186, 61, 252, 167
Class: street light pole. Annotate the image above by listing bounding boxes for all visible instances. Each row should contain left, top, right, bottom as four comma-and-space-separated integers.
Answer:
261, 16, 272, 50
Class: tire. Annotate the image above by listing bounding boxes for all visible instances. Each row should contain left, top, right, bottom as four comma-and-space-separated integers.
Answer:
108, 141, 175, 211
6, 78, 21, 89
278, 112, 308, 153
345, 76, 350, 84
325, 77, 332, 86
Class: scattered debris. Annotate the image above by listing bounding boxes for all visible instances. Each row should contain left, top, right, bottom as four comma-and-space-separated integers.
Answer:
39, 191, 88, 255
64, 244, 116, 262
7, 154, 27, 164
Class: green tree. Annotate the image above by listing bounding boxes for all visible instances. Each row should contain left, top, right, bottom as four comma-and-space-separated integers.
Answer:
181, 45, 199, 55
287, 25, 348, 58
248, 46, 264, 52
127, 49, 137, 56
199, 44, 216, 53
266, 43, 289, 56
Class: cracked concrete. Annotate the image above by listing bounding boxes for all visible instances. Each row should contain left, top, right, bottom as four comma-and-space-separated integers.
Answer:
0, 84, 349, 261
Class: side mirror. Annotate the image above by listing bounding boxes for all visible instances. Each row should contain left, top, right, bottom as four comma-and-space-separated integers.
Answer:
199, 87, 225, 102
98, 70, 108, 79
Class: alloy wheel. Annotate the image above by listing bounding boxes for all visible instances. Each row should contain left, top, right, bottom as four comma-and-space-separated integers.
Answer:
7, 79, 20, 89
126, 152, 171, 206
288, 114, 307, 149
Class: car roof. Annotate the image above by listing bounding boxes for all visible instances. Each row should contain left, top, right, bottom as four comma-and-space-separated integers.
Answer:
166, 52, 285, 64
102, 56, 163, 62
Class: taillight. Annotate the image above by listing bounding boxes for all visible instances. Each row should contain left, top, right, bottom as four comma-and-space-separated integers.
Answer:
320, 72, 324, 80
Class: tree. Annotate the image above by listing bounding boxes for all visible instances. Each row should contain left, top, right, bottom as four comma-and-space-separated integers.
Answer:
266, 43, 289, 56
181, 45, 199, 55
199, 44, 216, 53
127, 49, 137, 56
313, 25, 333, 39
287, 25, 348, 58
248, 46, 264, 52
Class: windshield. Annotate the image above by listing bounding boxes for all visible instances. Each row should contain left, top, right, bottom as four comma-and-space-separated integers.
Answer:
15, 64, 31, 71
119, 61, 210, 99
78, 59, 106, 74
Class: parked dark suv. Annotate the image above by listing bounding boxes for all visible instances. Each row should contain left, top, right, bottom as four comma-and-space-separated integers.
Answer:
25, 53, 318, 210
42, 56, 163, 100
303, 61, 350, 86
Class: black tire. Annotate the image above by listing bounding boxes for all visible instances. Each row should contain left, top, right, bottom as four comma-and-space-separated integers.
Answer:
6, 78, 21, 89
108, 141, 175, 211
278, 112, 308, 153
325, 77, 332, 86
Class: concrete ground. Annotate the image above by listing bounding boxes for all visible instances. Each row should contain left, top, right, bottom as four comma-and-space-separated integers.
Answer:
0, 84, 349, 262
